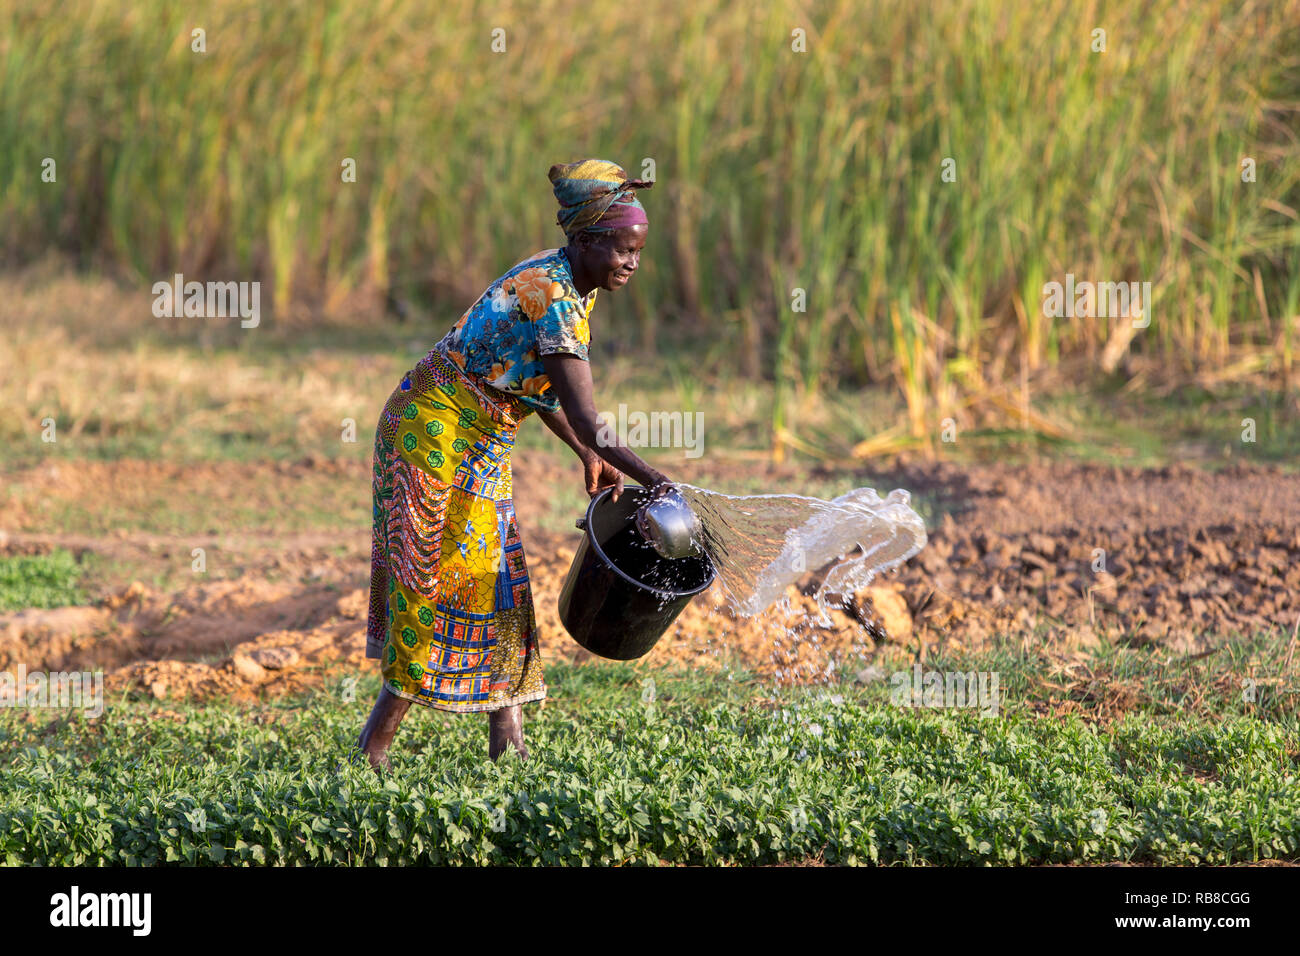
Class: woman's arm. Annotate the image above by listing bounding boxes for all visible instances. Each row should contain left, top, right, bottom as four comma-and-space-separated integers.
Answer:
535, 404, 592, 460
540, 353, 671, 492
536, 402, 628, 500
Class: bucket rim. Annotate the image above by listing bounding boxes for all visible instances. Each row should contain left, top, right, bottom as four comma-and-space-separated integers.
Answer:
583, 485, 715, 598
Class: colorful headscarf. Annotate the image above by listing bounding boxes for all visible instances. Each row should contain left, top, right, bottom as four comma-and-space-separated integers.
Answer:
548, 159, 652, 237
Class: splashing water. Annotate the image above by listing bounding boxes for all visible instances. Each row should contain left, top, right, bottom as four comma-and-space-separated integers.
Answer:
675, 483, 928, 622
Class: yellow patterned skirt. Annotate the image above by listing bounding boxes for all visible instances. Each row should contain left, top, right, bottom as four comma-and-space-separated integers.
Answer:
364, 348, 546, 713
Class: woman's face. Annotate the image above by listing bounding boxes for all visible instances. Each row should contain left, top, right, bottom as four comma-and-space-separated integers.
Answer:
578, 224, 648, 291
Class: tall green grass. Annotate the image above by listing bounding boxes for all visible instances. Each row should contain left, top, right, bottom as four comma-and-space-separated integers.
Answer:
2, 0, 1298, 431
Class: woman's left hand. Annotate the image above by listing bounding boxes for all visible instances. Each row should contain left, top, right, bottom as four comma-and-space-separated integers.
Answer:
583, 453, 625, 502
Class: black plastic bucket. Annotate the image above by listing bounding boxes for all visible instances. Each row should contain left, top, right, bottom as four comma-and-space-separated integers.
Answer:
558, 485, 715, 660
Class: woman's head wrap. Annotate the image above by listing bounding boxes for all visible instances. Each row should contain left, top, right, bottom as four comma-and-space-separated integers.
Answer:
549, 159, 652, 238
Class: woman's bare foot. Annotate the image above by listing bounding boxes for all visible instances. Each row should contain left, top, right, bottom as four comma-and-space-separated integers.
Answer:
488, 704, 528, 761
356, 685, 411, 773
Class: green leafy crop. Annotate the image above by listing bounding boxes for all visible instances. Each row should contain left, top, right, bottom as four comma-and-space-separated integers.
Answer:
1, 666, 1296, 866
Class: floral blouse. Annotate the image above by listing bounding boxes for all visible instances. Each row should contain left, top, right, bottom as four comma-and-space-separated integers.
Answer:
434, 247, 596, 414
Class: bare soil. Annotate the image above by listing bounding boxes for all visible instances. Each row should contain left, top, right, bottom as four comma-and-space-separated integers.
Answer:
1, 454, 1296, 703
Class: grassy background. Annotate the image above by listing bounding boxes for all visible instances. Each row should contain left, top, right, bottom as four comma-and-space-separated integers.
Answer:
0, 551, 86, 611
2, 0, 1298, 456
3, 266, 1298, 478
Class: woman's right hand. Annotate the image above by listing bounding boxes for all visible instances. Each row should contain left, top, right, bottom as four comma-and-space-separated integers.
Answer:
642, 469, 674, 496
583, 453, 626, 502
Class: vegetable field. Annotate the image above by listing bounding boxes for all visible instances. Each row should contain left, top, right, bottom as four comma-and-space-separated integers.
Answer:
3, 662, 1297, 866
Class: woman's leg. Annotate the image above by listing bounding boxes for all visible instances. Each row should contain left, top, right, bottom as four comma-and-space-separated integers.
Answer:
356, 685, 411, 772
488, 703, 528, 761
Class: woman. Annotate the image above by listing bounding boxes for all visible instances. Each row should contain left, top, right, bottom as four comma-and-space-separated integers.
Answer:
355, 159, 672, 769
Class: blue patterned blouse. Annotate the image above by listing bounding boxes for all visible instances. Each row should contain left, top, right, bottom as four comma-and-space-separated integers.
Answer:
434, 247, 596, 414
